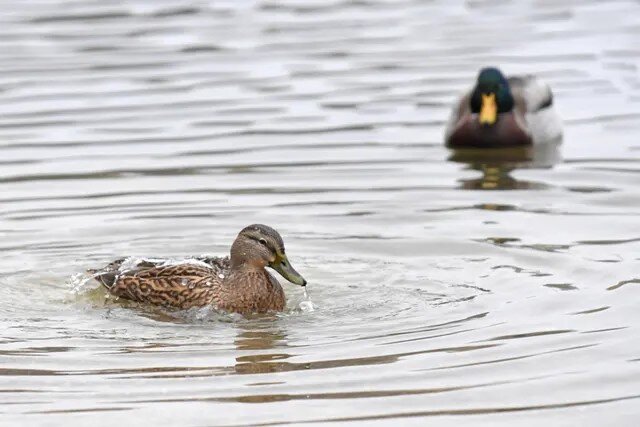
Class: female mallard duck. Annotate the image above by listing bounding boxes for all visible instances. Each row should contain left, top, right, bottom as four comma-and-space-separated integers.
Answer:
89, 224, 307, 314
445, 67, 562, 148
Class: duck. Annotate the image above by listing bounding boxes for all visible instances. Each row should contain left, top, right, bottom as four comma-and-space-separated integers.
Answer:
445, 67, 562, 148
89, 224, 307, 314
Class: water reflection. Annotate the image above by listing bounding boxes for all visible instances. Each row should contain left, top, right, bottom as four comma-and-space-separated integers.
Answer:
234, 324, 292, 376
449, 144, 561, 190
232, 323, 405, 379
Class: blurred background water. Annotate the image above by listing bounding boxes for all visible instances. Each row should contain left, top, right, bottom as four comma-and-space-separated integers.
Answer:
0, 0, 639, 426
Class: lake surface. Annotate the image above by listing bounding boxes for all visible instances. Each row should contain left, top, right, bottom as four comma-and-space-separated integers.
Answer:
1, 1, 639, 425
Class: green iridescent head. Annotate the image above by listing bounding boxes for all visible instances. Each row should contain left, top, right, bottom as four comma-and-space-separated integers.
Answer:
470, 67, 514, 125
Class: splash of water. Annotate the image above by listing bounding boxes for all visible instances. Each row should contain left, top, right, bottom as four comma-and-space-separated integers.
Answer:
298, 287, 317, 312
68, 272, 94, 295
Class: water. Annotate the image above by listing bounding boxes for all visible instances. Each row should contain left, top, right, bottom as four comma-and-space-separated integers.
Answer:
1, 0, 639, 425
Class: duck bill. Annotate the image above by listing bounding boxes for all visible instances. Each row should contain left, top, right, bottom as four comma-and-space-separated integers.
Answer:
271, 254, 307, 286
479, 93, 497, 126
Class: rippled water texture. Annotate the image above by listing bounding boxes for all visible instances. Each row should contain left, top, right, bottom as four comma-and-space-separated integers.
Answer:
1, 0, 639, 425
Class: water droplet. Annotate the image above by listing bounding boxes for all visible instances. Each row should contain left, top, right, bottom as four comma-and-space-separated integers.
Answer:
299, 287, 316, 312
299, 300, 316, 312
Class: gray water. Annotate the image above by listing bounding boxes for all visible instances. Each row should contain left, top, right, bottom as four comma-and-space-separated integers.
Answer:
1, 1, 639, 426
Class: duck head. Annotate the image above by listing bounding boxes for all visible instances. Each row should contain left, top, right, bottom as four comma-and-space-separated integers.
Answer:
470, 67, 514, 126
230, 224, 307, 286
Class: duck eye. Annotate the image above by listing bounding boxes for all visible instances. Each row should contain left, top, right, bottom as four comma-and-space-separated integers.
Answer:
258, 238, 268, 246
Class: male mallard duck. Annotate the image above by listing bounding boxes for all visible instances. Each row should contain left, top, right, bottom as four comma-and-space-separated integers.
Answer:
445, 67, 562, 148
89, 224, 306, 314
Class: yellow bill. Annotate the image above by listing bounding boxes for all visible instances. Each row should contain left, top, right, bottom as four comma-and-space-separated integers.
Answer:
479, 93, 497, 125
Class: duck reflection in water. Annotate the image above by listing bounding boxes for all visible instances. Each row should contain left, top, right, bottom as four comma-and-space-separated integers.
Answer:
449, 144, 561, 190
232, 322, 399, 378
233, 323, 294, 375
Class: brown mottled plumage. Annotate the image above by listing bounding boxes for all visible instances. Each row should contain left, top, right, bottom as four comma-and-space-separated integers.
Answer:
89, 224, 306, 314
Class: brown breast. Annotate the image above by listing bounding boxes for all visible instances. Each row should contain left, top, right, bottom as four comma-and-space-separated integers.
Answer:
212, 270, 286, 314
446, 113, 532, 148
